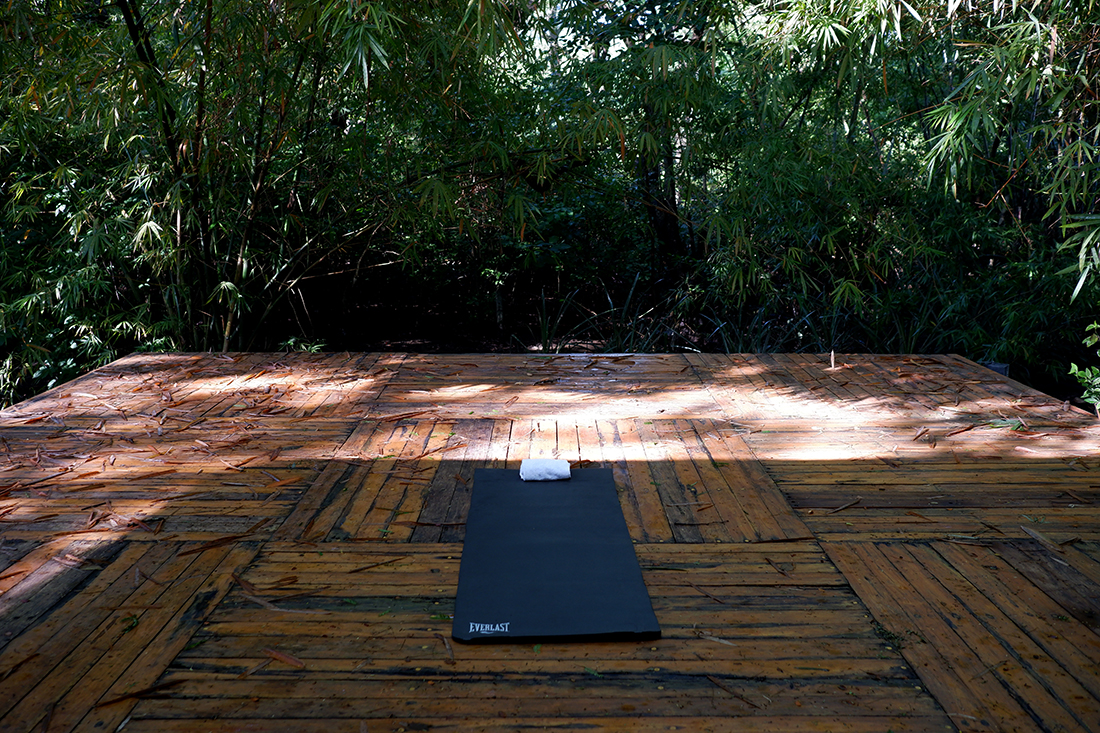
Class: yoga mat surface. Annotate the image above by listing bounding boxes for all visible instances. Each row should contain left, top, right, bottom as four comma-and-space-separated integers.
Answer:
452, 468, 661, 643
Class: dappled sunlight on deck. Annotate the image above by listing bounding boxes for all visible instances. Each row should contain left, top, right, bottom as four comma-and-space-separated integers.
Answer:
2, 352, 1099, 731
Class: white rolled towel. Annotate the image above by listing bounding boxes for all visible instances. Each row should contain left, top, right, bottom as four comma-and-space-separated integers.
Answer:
519, 458, 572, 481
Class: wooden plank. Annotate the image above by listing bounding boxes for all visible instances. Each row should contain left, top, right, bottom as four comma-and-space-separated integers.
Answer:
224, 563, 847, 594
988, 540, 1100, 632
225, 543, 842, 590
696, 425, 812, 542
320, 353, 389, 418
206, 594, 862, 632
756, 354, 832, 415
660, 420, 735, 543
568, 418, 598, 469
339, 420, 438, 538
934, 542, 1100, 691
788, 353, 866, 406
331, 422, 417, 540
0, 537, 34, 578
358, 419, 453, 542
303, 353, 383, 418
171, 652, 908, 680
0, 539, 128, 645
270, 461, 357, 541
1065, 541, 1100, 587
72, 541, 262, 733
201, 607, 872, 638
781, 483, 1099, 508
7, 351, 1100, 732
308, 462, 382, 541
124, 675, 941, 712
0, 541, 166, 714
528, 418, 559, 459
947, 354, 1074, 406
506, 419, 534, 465
764, 452, 980, 482
684, 352, 752, 420
594, 418, 647, 541
715, 355, 783, 421
636, 419, 704, 543
825, 541, 1009, 732
0, 537, 74, 595
553, 420, 581, 465
613, 419, 674, 543
878, 542, 1094, 733
118, 715, 952, 733
686, 420, 770, 542
121, 679, 946, 720
0, 541, 231, 731
908, 542, 1100, 726
798, 507, 1100, 543
410, 420, 488, 543
31, 544, 238, 732
859, 357, 947, 414
175, 628, 893, 662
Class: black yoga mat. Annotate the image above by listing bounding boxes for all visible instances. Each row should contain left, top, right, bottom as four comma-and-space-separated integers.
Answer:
451, 468, 660, 643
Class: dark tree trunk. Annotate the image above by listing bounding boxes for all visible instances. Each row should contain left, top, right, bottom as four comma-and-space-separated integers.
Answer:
640, 103, 683, 271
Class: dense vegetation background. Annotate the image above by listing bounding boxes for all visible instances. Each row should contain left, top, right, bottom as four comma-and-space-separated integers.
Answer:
2, 0, 1099, 407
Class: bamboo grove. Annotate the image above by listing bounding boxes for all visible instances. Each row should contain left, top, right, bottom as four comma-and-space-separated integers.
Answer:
1, 1, 1098, 406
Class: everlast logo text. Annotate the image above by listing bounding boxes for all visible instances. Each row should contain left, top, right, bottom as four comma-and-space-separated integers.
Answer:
469, 622, 510, 634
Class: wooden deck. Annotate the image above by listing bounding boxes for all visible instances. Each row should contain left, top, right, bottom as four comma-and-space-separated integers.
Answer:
1, 352, 1098, 732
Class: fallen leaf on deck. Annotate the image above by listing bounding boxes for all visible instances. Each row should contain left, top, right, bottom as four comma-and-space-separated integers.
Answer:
95, 679, 185, 707
826, 496, 861, 514
706, 675, 761, 709
263, 648, 306, 668
176, 526, 266, 556
127, 469, 177, 481
238, 658, 272, 679
264, 476, 304, 489
1020, 525, 1065, 553
405, 443, 468, 461
232, 572, 259, 594
688, 583, 726, 604
433, 633, 456, 665
348, 557, 405, 573
694, 630, 738, 647
765, 557, 792, 577
67, 482, 107, 493
0, 653, 39, 681
3, 513, 60, 524
382, 410, 431, 422
241, 593, 328, 615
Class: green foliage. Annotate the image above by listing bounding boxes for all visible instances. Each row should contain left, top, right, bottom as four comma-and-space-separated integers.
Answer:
2, 0, 1099, 407
1070, 323, 1100, 413
278, 336, 327, 354
921, 1, 1100, 289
